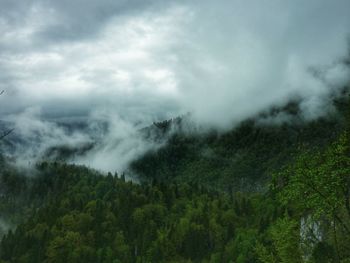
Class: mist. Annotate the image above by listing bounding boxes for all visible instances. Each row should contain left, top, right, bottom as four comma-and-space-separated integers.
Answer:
1, 107, 165, 173
1, 0, 350, 172
0, 218, 11, 237
73, 109, 165, 173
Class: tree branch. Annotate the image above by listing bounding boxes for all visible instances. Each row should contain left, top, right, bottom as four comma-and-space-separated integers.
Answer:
0, 128, 14, 140
303, 179, 350, 235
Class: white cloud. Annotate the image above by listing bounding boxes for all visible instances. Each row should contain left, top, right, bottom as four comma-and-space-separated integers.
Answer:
0, 1, 350, 171
0, 4, 188, 121
1, 1, 350, 128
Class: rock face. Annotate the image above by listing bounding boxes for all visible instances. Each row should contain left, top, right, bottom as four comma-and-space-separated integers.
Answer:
300, 216, 323, 260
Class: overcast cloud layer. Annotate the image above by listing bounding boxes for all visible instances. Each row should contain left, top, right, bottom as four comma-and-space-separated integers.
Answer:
1, 0, 350, 172
1, 0, 350, 127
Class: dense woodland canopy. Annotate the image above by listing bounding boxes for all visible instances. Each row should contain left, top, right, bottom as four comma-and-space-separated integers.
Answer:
130, 99, 347, 190
0, 96, 350, 262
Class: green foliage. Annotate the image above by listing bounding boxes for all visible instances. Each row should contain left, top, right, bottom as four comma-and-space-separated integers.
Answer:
2, 96, 350, 262
256, 217, 302, 263
275, 132, 350, 229
0, 162, 280, 262
131, 113, 343, 191
272, 129, 350, 262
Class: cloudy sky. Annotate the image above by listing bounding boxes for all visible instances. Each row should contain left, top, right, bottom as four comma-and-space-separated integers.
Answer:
1, 0, 350, 128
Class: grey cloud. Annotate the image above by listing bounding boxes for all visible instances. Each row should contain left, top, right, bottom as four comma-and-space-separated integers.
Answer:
0, 0, 34, 23
0, 0, 172, 45
1, 0, 350, 173
0, 2, 185, 122
167, 0, 350, 128
1, 0, 350, 130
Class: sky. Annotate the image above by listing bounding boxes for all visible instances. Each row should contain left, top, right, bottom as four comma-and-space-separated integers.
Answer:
1, 0, 350, 172
1, 0, 350, 127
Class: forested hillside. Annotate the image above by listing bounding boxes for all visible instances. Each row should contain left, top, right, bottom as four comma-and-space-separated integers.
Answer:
0, 162, 282, 262
130, 98, 348, 191
0, 97, 350, 262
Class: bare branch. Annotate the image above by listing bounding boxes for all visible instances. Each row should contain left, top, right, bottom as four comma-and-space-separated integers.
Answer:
0, 128, 14, 140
